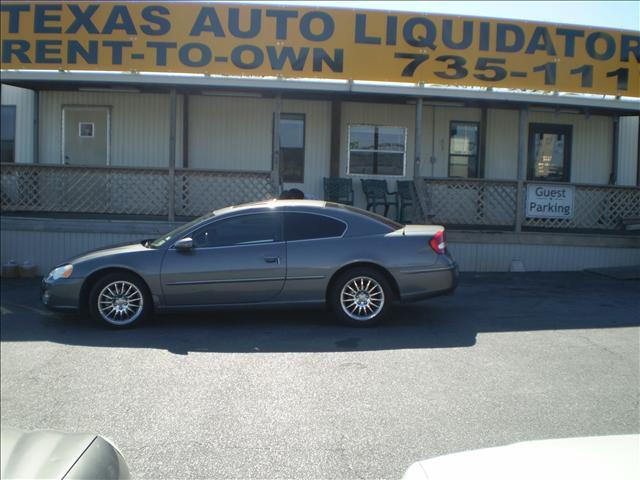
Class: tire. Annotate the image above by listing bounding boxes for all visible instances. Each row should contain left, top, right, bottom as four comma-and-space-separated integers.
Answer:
329, 267, 393, 327
89, 272, 151, 329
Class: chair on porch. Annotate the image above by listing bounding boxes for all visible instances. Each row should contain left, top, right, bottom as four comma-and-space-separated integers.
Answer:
396, 180, 415, 223
360, 179, 398, 217
323, 177, 354, 205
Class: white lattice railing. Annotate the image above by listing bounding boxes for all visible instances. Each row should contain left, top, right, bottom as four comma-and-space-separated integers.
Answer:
522, 182, 640, 231
424, 178, 518, 228
0, 163, 273, 218
175, 168, 273, 216
2, 164, 638, 232
420, 178, 640, 232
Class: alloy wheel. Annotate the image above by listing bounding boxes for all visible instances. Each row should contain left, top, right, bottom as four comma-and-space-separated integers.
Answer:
340, 276, 385, 321
97, 280, 144, 326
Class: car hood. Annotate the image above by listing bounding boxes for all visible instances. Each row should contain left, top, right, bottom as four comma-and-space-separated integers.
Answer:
0, 426, 129, 479
402, 435, 639, 480
66, 241, 149, 265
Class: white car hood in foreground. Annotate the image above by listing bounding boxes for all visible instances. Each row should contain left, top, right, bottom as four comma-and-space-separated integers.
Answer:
402, 435, 639, 480
1, 426, 130, 479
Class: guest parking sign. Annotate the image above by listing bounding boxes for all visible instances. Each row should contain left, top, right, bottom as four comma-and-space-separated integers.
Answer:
526, 184, 575, 219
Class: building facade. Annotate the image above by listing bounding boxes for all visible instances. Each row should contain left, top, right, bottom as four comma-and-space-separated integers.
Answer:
1, 3, 639, 273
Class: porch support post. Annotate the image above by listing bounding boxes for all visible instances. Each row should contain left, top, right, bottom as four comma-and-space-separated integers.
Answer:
33, 90, 39, 163
168, 88, 177, 222
271, 92, 282, 197
412, 97, 429, 222
637, 118, 640, 187
182, 93, 189, 168
515, 106, 528, 232
479, 105, 487, 177
329, 99, 341, 177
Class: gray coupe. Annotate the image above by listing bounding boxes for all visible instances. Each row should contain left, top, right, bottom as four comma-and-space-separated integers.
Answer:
42, 200, 457, 327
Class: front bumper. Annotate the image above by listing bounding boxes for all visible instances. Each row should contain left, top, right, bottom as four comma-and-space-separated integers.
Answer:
41, 277, 83, 312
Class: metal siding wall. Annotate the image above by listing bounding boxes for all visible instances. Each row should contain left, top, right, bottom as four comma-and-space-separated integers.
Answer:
1, 84, 34, 163
1, 229, 146, 275
338, 103, 508, 184
485, 109, 519, 180
281, 99, 331, 200
448, 242, 640, 272
339, 103, 512, 207
340, 102, 415, 209
426, 106, 482, 177
188, 95, 273, 171
418, 105, 434, 176
617, 116, 638, 186
2, 226, 638, 275
38, 91, 172, 167
528, 111, 613, 184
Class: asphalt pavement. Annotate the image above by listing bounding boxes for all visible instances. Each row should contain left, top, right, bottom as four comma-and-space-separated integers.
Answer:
1, 272, 639, 479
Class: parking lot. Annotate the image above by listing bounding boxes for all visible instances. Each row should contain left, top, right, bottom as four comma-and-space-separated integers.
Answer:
1, 272, 639, 479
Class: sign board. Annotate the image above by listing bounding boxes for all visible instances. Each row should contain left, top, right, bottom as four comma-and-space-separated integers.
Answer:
526, 184, 575, 219
1, 2, 638, 97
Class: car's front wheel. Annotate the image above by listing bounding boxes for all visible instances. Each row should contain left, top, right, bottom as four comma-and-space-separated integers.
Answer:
330, 267, 392, 326
89, 272, 150, 328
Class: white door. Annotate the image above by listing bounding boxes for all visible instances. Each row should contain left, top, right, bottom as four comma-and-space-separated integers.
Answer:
63, 107, 109, 166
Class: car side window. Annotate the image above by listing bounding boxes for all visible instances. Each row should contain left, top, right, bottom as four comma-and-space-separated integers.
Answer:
191, 213, 281, 248
285, 213, 346, 241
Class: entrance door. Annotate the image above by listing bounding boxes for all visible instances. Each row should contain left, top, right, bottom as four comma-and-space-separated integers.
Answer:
63, 107, 109, 165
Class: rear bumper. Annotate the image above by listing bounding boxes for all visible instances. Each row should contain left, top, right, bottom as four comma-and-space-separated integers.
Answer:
41, 277, 82, 312
398, 262, 459, 303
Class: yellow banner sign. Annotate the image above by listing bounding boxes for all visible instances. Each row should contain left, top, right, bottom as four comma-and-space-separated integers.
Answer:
1, 2, 638, 97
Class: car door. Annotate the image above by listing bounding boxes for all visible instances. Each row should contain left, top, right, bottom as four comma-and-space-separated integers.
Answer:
280, 211, 348, 302
160, 212, 286, 306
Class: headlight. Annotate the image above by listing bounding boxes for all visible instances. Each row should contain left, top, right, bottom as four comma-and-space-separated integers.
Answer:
49, 264, 73, 280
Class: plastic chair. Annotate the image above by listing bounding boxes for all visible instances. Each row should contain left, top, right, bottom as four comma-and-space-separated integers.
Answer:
396, 180, 415, 223
323, 177, 354, 205
360, 179, 398, 217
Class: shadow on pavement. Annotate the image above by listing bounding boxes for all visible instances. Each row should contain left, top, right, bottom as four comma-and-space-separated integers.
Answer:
1, 272, 638, 354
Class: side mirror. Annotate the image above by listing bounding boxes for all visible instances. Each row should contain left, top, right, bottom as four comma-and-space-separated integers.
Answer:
174, 237, 193, 251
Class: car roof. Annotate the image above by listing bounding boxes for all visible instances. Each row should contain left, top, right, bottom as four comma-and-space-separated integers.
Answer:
210, 199, 402, 234
213, 199, 328, 216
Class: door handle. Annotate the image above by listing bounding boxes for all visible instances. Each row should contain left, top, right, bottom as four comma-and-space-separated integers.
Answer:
264, 256, 280, 264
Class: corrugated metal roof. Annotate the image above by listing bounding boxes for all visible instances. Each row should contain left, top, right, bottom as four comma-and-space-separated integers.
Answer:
2, 70, 639, 113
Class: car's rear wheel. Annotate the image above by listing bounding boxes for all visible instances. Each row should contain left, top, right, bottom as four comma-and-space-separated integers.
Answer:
89, 273, 150, 328
330, 267, 392, 326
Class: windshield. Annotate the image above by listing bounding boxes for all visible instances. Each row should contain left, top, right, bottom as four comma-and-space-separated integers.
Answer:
149, 213, 215, 248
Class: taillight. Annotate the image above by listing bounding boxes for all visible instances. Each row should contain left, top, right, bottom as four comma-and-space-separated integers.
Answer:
429, 229, 446, 254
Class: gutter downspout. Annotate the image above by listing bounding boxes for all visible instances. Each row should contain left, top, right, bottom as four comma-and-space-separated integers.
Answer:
609, 115, 619, 185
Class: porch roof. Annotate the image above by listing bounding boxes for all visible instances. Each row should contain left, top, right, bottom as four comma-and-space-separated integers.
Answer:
2, 70, 639, 115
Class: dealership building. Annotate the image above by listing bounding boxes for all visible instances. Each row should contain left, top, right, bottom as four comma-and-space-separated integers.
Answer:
1, 3, 639, 273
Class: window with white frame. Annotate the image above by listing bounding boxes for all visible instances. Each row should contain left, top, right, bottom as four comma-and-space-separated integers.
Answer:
348, 125, 406, 176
